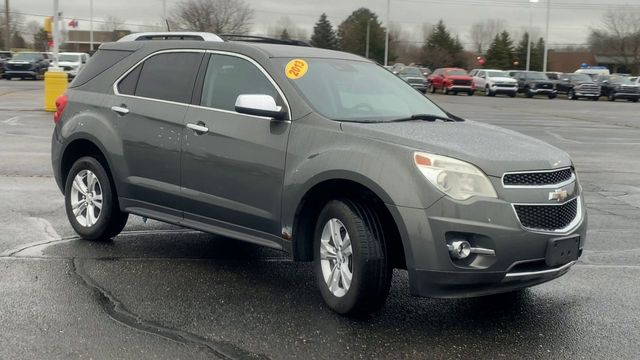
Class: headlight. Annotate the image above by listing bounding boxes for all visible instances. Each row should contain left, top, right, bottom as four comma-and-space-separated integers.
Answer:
414, 152, 497, 200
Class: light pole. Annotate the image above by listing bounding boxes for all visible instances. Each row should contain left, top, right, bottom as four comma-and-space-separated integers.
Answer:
4, 0, 10, 50
384, 0, 390, 66
365, 18, 372, 59
542, 0, 551, 72
89, 0, 94, 51
526, 0, 539, 71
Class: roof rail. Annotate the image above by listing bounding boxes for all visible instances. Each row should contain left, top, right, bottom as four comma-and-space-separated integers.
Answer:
117, 32, 224, 42
219, 34, 311, 47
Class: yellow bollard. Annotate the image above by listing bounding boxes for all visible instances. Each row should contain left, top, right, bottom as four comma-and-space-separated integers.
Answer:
44, 70, 68, 112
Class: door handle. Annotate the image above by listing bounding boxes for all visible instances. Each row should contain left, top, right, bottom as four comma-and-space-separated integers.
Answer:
186, 122, 209, 134
111, 105, 129, 115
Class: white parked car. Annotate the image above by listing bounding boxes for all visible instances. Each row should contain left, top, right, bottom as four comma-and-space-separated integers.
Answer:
57, 52, 90, 79
473, 69, 518, 97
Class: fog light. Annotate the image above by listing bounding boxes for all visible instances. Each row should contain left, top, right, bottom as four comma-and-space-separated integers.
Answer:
448, 240, 471, 259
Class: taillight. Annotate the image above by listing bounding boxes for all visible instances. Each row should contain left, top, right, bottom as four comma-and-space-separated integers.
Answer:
54, 94, 68, 124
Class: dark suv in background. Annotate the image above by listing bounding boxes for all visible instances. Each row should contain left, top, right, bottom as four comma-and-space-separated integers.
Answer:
594, 75, 640, 102
397, 66, 428, 93
3, 52, 50, 80
51, 35, 586, 316
513, 71, 557, 99
556, 73, 601, 100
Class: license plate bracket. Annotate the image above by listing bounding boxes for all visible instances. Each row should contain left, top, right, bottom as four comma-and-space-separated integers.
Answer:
545, 236, 580, 267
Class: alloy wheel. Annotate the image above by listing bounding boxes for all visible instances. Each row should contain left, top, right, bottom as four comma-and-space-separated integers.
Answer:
70, 170, 103, 227
319, 218, 353, 298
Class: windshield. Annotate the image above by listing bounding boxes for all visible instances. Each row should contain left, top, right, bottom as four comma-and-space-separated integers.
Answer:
526, 72, 548, 80
277, 58, 447, 122
487, 71, 508, 78
570, 74, 592, 82
609, 76, 633, 84
12, 53, 41, 61
446, 69, 467, 76
400, 67, 423, 77
59, 54, 81, 62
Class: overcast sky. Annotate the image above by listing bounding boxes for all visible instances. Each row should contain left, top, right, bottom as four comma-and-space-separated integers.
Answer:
13, 0, 640, 49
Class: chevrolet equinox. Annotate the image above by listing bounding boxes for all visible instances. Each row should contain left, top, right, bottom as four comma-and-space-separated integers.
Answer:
51, 34, 587, 316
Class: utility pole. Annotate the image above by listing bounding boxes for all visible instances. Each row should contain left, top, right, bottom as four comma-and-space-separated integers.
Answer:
526, 0, 539, 71
4, 0, 10, 51
384, 0, 390, 66
542, 0, 551, 72
365, 18, 371, 59
163, 0, 167, 23
52, 0, 59, 68
89, 0, 94, 51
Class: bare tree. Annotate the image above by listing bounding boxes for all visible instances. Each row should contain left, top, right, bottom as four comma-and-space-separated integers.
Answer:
99, 16, 126, 31
171, 0, 253, 34
267, 16, 308, 41
589, 7, 640, 73
469, 19, 506, 53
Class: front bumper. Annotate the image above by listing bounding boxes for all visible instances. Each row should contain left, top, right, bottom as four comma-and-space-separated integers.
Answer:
446, 85, 474, 93
410, 84, 427, 92
391, 190, 587, 298
4, 70, 38, 77
490, 85, 517, 94
612, 92, 640, 100
528, 88, 557, 95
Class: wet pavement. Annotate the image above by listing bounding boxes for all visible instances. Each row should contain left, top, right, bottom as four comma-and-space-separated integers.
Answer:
1, 80, 639, 359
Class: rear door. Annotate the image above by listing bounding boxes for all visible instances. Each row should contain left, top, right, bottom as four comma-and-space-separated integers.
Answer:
180, 52, 291, 239
107, 50, 204, 217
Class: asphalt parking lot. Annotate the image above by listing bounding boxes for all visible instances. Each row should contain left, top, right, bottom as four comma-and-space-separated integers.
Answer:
1, 80, 639, 359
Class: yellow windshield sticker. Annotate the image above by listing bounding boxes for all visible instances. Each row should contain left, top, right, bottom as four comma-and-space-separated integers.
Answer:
285, 59, 308, 80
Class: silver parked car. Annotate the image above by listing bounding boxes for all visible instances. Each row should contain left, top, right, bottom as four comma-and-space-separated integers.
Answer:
51, 34, 587, 316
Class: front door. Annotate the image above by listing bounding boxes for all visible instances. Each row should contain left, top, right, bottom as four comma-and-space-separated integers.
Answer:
181, 53, 291, 238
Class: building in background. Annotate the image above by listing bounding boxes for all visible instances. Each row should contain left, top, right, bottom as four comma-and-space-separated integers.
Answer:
62, 30, 131, 53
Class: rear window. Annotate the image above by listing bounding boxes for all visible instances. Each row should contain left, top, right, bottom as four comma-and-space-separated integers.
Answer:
69, 49, 132, 88
134, 52, 202, 103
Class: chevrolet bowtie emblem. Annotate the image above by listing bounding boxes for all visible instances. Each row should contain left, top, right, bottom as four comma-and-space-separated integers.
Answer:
549, 189, 569, 202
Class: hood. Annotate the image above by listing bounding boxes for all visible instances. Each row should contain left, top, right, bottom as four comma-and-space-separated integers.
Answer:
58, 61, 80, 66
489, 76, 516, 83
446, 75, 472, 81
341, 120, 571, 176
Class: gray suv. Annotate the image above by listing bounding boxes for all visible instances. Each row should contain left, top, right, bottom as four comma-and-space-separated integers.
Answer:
51, 37, 587, 316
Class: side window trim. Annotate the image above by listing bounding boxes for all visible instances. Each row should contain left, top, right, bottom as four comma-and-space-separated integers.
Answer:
191, 50, 291, 121
113, 49, 206, 107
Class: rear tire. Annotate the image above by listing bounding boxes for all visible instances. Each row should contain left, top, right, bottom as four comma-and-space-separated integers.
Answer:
468, 91, 474, 96
525, 88, 534, 98
314, 199, 391, 317
608, 93, 616, 101
508, 92, 516, 98
64, 156, 128, 241
548, 93, 557, 99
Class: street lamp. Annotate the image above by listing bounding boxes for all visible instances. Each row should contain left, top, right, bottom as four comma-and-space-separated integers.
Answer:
365, 18, 372, 59
526, 0, 539, 71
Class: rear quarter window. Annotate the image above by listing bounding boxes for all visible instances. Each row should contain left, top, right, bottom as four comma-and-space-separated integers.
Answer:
69, 49, 133, 88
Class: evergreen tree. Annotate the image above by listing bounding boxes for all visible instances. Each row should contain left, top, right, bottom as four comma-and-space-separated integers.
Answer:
310, 13, 337, 50
280, 28, 290, 40
32, 28, 48, 52
514, 33, 544, 71
337, 8, 386, 63
484, 31, 514, 69
421, 20, 466, 68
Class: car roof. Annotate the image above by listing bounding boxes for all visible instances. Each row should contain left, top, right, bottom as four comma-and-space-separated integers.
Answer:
100, 40, 367, 61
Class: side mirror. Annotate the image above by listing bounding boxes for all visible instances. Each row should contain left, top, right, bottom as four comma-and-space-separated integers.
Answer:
235, 94, 287, 120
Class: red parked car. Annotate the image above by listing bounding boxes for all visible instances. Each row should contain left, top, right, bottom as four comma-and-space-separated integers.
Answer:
428, 68, 475, 96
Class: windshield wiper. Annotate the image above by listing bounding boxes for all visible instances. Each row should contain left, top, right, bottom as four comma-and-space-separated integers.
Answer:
387, 114, 455, 123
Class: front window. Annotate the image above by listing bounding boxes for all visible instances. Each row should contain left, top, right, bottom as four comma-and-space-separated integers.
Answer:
446, 69, 467, 76
487, 71, 508, 78
526, 72, 549, 80
570, 74, 592, 82
276, 58, 447, 122
399, 67, 423, 77
609, 76, 633, 84
12, 53, 42, 61
59, 54, 81, 62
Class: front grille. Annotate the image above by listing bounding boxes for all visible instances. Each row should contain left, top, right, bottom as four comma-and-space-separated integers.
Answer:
537, 83, 553, 89
514, 198, 578, 231
408, 78, 425, 85
452, 79, 471, 86
620, 85, 640, 94
495, 83, 516, 87
503, 168, 573, 186
62, 66, 72, 71
7, 64, 31, 70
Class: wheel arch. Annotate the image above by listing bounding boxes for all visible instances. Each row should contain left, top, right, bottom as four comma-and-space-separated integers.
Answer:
59, 135, 116, 196
290, 175, 407, 270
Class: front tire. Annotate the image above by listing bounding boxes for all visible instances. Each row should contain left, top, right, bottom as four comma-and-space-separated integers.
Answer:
64, 156, 128, 241
608, 93, 616, 101
568, 89, 577, 100
314, 199, 391, 316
